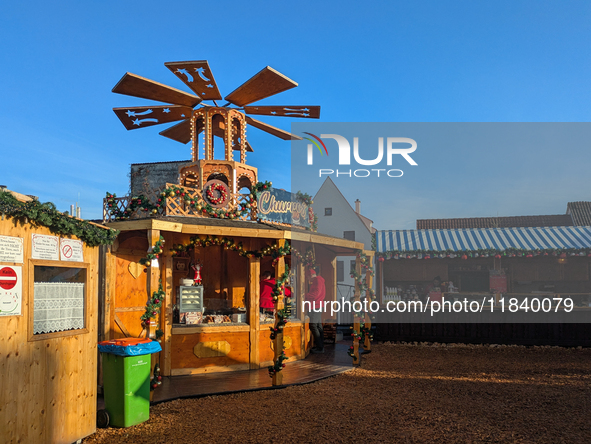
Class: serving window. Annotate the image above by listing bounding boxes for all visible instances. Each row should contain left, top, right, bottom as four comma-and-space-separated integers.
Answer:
173, 246, 250, 326
29, 262, 88, 340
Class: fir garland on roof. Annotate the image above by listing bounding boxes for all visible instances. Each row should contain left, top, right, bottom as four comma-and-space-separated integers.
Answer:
0, 191, 119, 247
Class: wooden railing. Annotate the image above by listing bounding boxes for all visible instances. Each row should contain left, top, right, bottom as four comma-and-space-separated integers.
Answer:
103, 183, 257, 223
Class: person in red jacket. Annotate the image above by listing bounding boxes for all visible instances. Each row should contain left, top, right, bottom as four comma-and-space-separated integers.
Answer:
260, 271, 292, 314
305, 266, 326, 353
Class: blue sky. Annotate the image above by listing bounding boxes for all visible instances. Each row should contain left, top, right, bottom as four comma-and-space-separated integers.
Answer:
1, 1, 590, 225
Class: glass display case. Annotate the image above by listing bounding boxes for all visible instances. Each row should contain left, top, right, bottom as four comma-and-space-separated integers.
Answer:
178, 286, 203, 313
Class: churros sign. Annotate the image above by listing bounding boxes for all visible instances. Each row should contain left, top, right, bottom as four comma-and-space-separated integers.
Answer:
257, 188, 310, 227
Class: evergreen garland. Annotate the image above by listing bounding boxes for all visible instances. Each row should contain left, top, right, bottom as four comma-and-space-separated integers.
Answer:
0, 191, 118, 247
171, 236, 291, 260
139, 235, 165, 266
140, 281, 165, 322
268, 350, 288, 376
271, 265, 290, 302
269, 308, 288, 340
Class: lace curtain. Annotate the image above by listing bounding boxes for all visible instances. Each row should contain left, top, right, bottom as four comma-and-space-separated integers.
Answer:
33, 282, 85, 334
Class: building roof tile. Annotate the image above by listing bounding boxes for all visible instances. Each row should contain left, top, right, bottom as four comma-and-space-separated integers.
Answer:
416, 214, 573, 229
567, 202, 591, 226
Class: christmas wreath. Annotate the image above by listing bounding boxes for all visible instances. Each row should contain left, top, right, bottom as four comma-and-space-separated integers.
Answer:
205, 182, 228, 206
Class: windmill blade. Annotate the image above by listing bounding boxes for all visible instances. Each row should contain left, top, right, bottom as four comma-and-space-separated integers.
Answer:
245, 116, 302, 141
113, 105, 193, 130
244, 105, 320, 119
233, 141, 254, 152
159, 119, 192, 144
225, 66, 298, 107
165, 60, 223, 101
112, 72, 201, 107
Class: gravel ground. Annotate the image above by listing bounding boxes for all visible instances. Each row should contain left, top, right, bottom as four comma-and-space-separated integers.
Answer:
84, 343, 591, 443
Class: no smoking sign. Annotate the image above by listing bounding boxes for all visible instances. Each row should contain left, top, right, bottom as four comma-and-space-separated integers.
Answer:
62, 244, 73, 259
60, 238, 83, 262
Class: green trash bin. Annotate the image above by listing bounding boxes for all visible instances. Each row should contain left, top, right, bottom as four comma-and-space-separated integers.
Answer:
98, 338, 162, 428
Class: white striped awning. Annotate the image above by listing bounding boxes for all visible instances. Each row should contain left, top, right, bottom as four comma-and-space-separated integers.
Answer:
376, 227, 591, 253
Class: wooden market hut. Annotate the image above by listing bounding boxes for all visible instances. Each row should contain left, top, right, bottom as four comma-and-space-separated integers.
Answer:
374, 227, 591, 345
101, 216, 366, 377
0, 189, 118, 444
100, 59, 373, 382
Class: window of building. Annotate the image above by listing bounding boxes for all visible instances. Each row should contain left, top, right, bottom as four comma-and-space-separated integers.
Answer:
344, 231, 355, 241
325, 208, 332, 216
32, 264, 87, 339
337, 261, 344, 282
350, 260, 356, 275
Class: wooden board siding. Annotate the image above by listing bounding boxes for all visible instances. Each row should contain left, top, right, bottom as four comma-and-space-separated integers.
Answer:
258, 323, 303, 364
171, 331, 251, 370
0, 221, 98, 444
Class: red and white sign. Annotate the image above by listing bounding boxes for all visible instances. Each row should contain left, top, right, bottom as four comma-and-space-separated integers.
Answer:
60, 238, 83, 262
0, 266, 22, 316
0, 267, 17, 290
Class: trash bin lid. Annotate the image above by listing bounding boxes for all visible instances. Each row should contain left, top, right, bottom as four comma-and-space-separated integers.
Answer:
99, 338, 152, 347
98, 338, 162, 356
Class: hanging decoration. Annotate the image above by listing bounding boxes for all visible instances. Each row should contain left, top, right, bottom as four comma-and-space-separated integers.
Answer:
171, 236, 291, 260
270, 308, 288, 340
350, 251, 375, 288
268, 350, 288, 376
159, 185, 248, 219
140, 281, 165, 323
150, 364, 162, 391
105, 193, 158, 220
295, 191, 317, 231
252, 181, 273, 194
269, 266, 290, 378
292, 247, 317, 269
0, 191, 118, 247
271, 266, 290, 303
376, 246, 591, 260
348, 251, 375, 362
139, 235, 165, 266
205, 182, 228, 206
107, 180, 273, 222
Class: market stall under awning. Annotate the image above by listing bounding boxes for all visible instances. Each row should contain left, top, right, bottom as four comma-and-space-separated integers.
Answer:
376, 226, 591, 255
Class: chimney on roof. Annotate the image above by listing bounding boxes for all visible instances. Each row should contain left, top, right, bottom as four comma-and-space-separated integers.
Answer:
355, 199, 361, 214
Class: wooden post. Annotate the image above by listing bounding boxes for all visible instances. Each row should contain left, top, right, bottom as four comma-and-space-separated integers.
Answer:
353, 256, 361, 365
248, 243, 261, 369
364, 254, 373, 352
379, 259, 383, 304
161, 232, 174, 376
145, 229, 161, 339
104, 246, 117, 341
298, 259, 307, 357
272, 239, 286, 385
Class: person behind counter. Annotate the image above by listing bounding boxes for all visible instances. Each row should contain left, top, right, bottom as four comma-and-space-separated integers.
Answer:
260, 271, 291, 315
305, 266, 326, 353
424, 275, 443, 303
